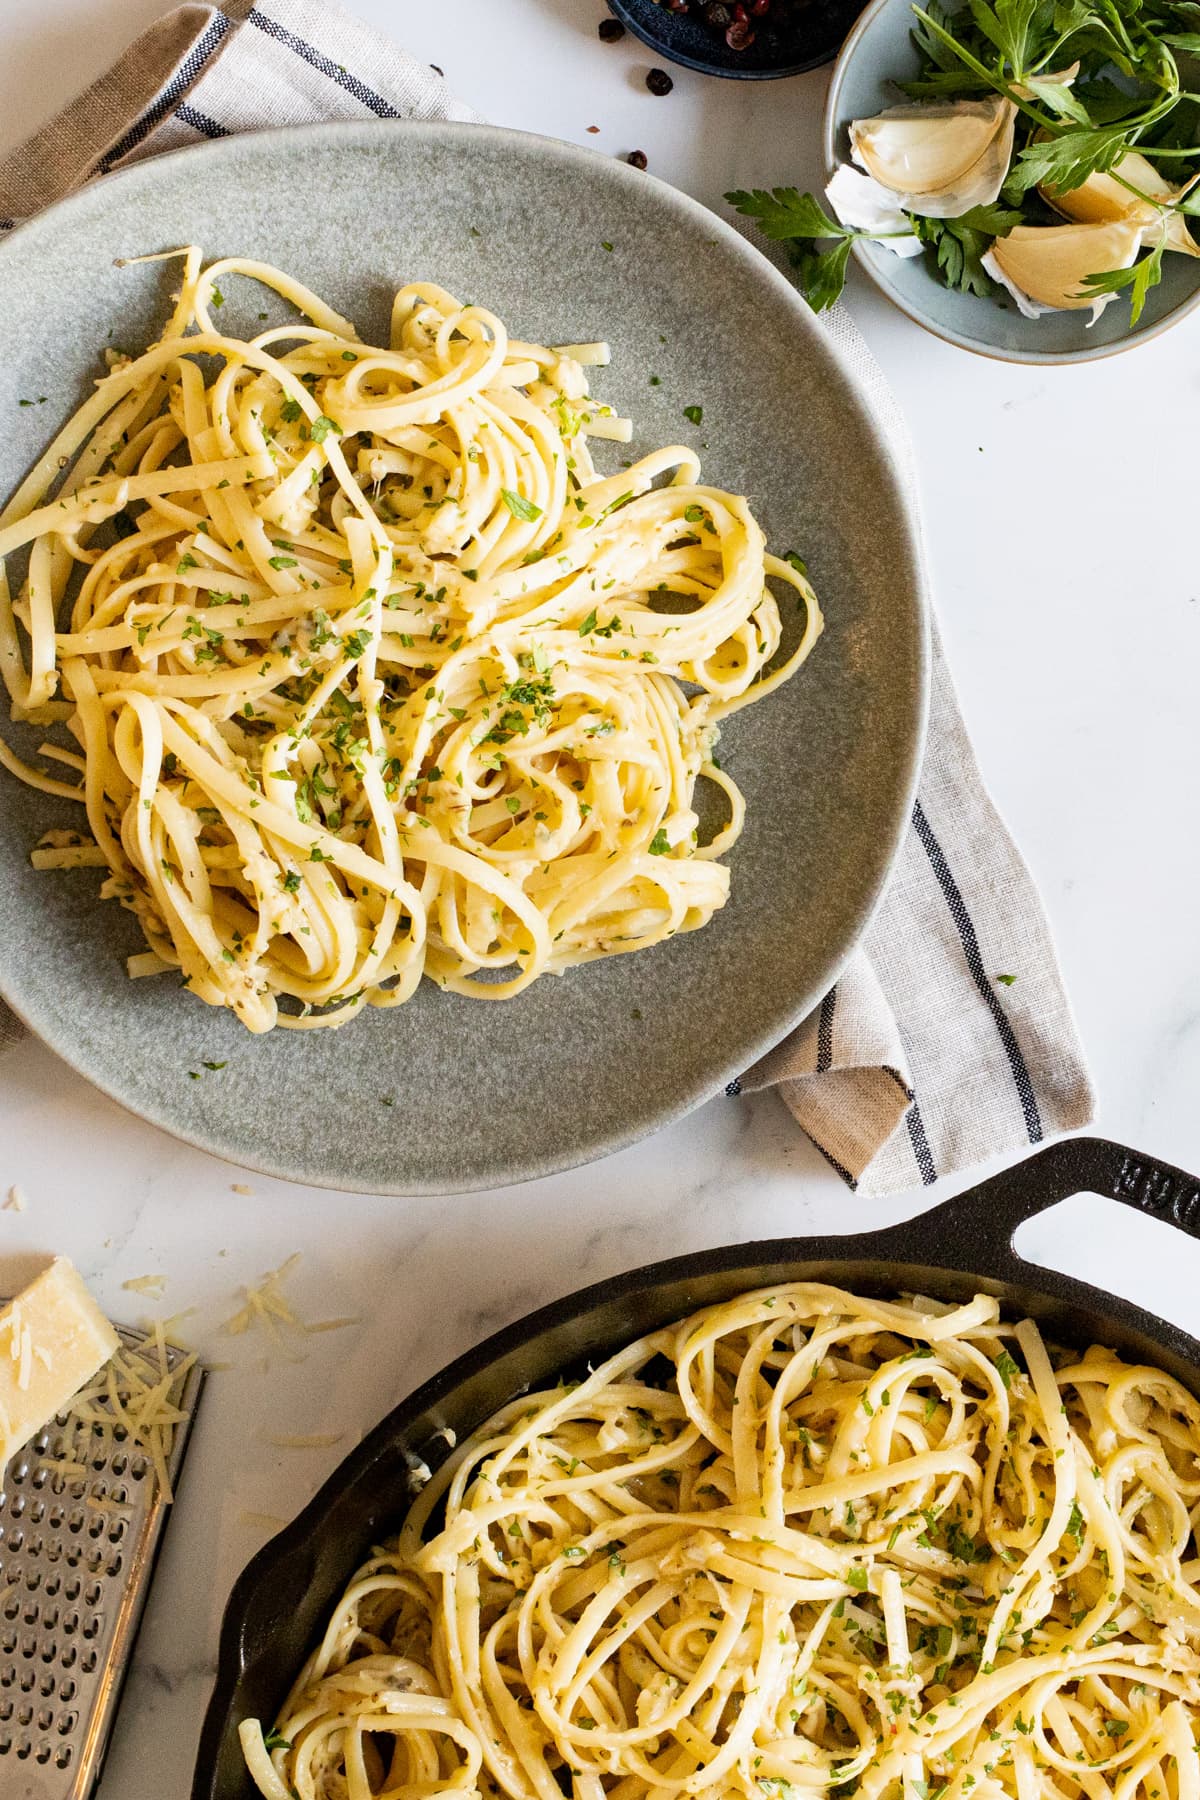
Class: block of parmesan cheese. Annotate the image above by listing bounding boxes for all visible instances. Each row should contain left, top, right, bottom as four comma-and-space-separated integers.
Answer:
0, 1258, 119, 1465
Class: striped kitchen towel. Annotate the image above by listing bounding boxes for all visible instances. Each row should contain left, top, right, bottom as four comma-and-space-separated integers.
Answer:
0, 0, 1095, 1194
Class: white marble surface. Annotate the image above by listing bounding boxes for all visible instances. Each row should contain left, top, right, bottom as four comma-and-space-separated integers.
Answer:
0, 1, 1199, 1794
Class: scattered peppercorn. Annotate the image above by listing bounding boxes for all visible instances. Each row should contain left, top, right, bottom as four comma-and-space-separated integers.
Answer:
627, 149, 648, 169
657, 0, 775, 46
598, 17, 626, 39
646, 67, 674, 94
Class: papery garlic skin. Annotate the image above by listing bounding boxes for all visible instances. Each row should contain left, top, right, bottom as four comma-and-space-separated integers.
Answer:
1012, 61, 1080, 100
824, 165, 923, 256
849, 97, 1017, 217
981, 248, 1058, 318
1041, 151, 1200, 258
983, 219, 1145, 324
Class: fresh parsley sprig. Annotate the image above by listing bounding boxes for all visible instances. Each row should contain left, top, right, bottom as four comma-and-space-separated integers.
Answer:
725, 188, 913, 311
1077, 235, 1166, 319
914, 204, 1026, 294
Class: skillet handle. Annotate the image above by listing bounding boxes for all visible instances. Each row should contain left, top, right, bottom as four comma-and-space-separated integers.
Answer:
902, 1136, 1200, 1277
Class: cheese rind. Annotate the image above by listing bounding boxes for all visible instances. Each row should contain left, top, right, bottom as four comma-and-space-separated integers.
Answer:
0, 1258, 119, 1464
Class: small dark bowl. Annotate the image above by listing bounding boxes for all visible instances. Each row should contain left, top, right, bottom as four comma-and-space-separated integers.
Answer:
607, 0, 864, 78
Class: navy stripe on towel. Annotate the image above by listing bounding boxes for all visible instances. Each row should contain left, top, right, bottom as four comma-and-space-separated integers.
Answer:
816, 987, 836, 1074
176, 103, 229, 140
906, 1100, 938, 1186
884, 1065, 915, 1104
911, 797, 1043, 1144
248, 9, 403, 117
808, 1132, 858, 1191
96, 11, 233, 172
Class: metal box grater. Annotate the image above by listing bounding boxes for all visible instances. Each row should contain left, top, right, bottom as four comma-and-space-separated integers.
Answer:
0, 1325, 204, 1799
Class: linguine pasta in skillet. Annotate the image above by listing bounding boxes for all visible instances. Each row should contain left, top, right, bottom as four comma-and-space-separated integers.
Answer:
240, 1281, 1200, 1800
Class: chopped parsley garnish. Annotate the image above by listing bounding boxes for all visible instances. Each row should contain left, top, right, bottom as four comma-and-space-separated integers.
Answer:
649, 829, 671, 855
501, 488, 542, 522
683, 404, 703, 425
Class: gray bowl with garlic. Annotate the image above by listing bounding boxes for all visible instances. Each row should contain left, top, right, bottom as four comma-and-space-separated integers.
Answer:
797, 0, 1200, 361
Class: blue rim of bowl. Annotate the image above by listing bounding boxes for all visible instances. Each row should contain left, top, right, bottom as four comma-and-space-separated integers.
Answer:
821, 0, 1200, 364
607, 0, 848, 78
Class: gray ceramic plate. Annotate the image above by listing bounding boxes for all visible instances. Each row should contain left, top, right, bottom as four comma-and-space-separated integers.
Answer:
0, 121, 928, 1194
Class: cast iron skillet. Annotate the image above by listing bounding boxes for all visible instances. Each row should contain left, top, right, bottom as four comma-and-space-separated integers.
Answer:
193, 1136, 1200, 1799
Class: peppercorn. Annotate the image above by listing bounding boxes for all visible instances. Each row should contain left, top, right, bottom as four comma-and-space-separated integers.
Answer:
627, 149, 649, 169
598, 17, 626, 40
646, 67, 674, 94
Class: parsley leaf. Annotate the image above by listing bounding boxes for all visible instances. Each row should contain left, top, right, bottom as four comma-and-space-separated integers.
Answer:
995, 1350, 1020, 1389
791, 237, 855, 312
963, 0, 1041, 79
726, 187, 847, 240
649, 828, 671, 855
1008, 125, 1132, 196
309, 415, 342, 443
1077, 240, 1164, 324
501, 488, 542, 522
914, 204, 1023, 296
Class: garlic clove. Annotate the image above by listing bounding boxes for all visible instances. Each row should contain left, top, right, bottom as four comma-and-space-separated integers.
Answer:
983, 219, 1145, 323
849, 98, 1016, 219
850, 98, 1015, 200
1042, 151, 1200, 258
908, 105, 1016, 217
824, 165, 924, 256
